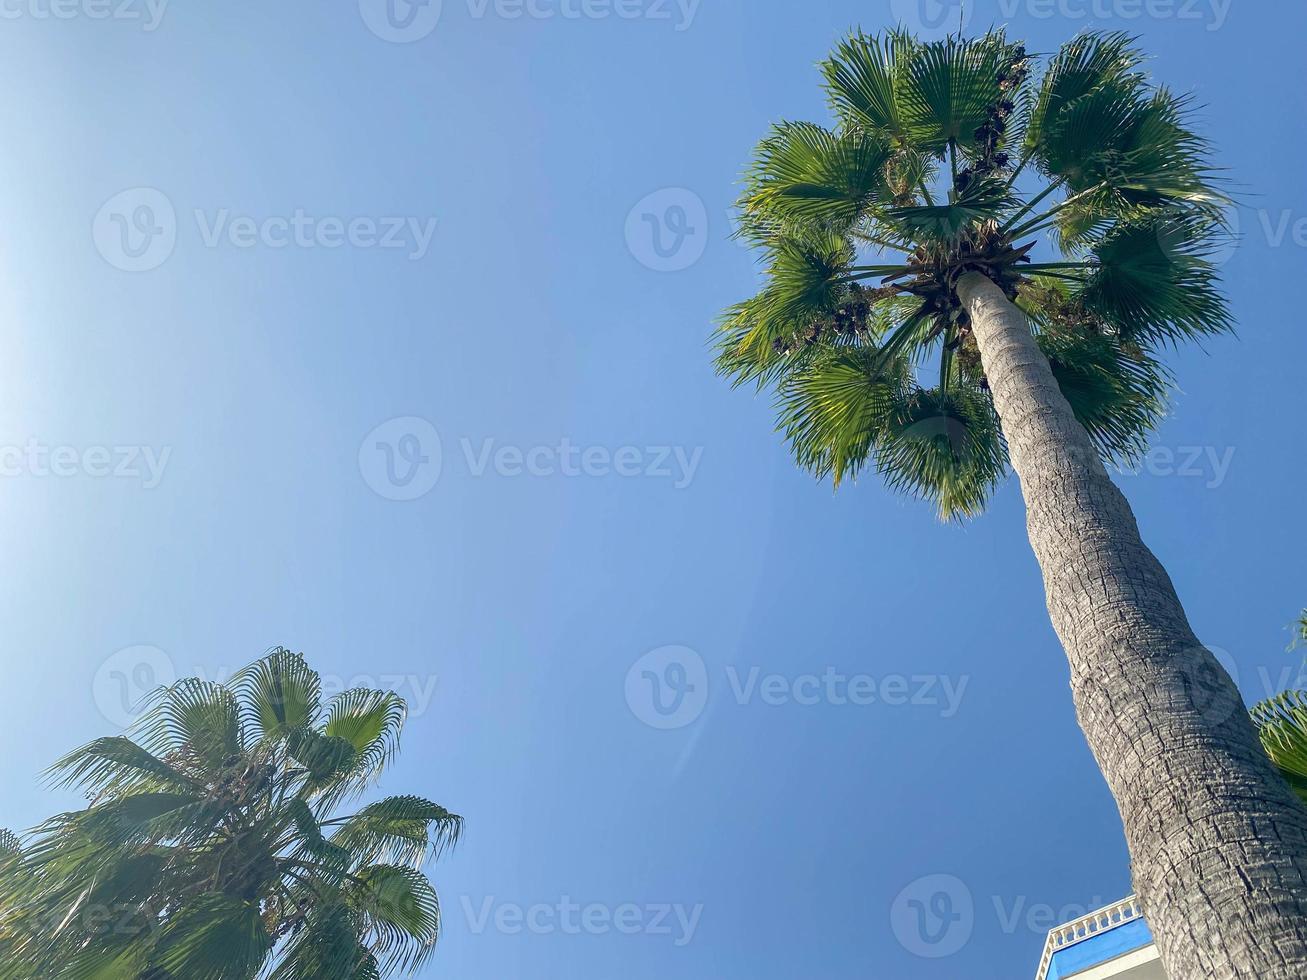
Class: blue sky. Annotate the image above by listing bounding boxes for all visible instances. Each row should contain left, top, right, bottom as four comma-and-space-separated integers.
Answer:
1, 1, 1304, 977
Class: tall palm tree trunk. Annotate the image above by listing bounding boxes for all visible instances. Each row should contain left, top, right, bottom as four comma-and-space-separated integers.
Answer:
957, 271, 1307, 979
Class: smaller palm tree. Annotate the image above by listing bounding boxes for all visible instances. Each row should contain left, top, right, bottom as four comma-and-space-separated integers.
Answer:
0, 649, 461, 980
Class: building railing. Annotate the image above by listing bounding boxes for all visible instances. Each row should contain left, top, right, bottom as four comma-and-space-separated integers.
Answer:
1034, 895, 1143, 980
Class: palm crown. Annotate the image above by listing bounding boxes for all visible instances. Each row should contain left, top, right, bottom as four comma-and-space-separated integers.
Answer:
0, 649, 462, 980
718, 29, 1229, 518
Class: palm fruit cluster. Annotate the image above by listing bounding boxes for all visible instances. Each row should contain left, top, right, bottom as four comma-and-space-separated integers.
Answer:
956, 45, 1030, 192
771, 282, 898, 354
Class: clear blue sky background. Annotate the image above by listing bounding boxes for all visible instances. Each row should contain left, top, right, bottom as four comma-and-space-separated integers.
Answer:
1, 1, 1304, 977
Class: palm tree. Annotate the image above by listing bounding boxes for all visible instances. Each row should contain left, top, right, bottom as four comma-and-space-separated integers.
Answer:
0, 649, 462, 979
716, 28, 1307, 977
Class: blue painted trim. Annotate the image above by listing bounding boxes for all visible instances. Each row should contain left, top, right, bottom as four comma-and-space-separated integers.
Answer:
1045, 919, 1155, 979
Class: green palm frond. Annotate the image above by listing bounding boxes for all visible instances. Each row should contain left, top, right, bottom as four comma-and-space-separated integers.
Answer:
883, 147, 937, 207
777, 345, 906, 487
148, 894, 271, 980
875, 384, 1008, 520
1039, 79, 1222, 211
1050, 199, 1117, 254
1042, 329, 1169, 463
884, 175, 1016, 241
347, 865, 442, 975
739, 121, 893, 242
1252, 691, 1307, 807
898, 34, 1013, 155
1038, 74, 1149, 190
1114, 88, 1225, 207
330, 795, 464, 869
233, 647, 322, 743
73, 792, 212, 850
136, 677, 244, 773
714, 233, 870, 386
48, 736, 198, 796
822, 29, 916, 139
289, 726, 359, 783
266, 904, 371, 980
1077, 209, 1232, 344
756, 231, 858, 321
1023, 31, 1143, 152
325, 690, 407, 782
49, 944, 152, 980
283, 797, 354, 874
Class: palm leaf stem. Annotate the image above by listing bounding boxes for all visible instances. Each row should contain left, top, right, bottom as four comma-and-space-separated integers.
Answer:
1025, 270, 1085, 283
939, 324, 956, 392
856, 234, 912, 251
874, 307, 932, 368
1001, 147, 1037, 190
1007, 181, 1107, 238
848, 263, 914, 274
1000, 176, 1066, 234
916, 176, 935, 207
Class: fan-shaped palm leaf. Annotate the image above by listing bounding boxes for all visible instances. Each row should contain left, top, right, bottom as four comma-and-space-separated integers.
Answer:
739, 122, 893, 240
1252, 691, 1307, 807
233, 647, 322, 744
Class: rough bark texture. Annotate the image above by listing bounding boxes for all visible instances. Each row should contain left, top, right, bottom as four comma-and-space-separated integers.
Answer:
957, 271, 1307, 979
